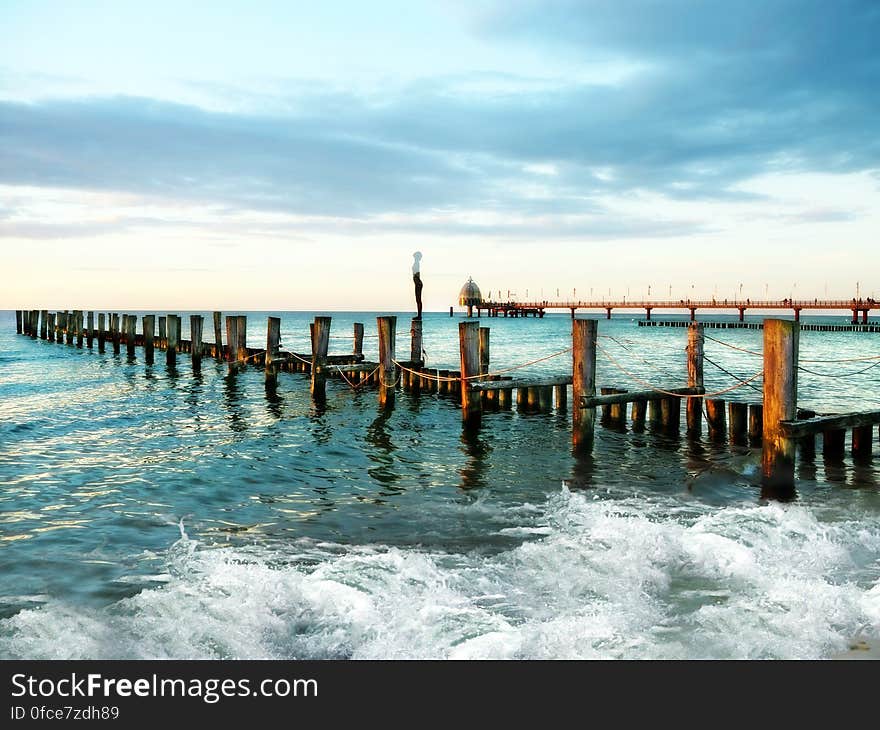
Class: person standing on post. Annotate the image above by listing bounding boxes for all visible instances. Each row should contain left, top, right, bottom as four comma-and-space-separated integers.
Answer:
412, 251, 423, 319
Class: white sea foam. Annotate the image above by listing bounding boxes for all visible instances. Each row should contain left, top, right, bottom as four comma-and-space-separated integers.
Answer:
2, 488, 879, 659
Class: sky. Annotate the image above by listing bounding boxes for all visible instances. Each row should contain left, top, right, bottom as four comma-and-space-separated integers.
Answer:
1, 0, 879, 310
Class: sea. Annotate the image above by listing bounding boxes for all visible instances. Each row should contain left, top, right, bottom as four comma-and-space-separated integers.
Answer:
1, 309, 879, 659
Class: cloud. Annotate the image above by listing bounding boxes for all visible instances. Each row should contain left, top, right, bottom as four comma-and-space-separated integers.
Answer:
1, 2, 877, 241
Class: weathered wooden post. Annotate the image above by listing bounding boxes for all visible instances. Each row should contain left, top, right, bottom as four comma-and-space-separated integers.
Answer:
527, 386, 540, 412
479, 327, 490, 376
97, 313, 106, 353
236, 315, 248, 367
166, 314, 179, 367
86, 311, 94, 349
728, 402, 748, 445
438, 369, 450, 396
30, 310, 39, 339
610, 389, 627, 426
762, 319, 799, 490
852, 426, 873, 460
378, 316, 397, 408
572, 318, 597, 451
225, 316, 238, 372
66, 311, 75, 345
213, 311, 223, 360
265, 316, 280, 386
748, 404, 763, 446
554, 384, 567, 412
143, 315, 155, 365
75, 311, 84, 348
158, 316, 167, 350
410, 318, 423, 366
823, 429, 845, 460
111, 314, 120, 354
459, 320, 482, 429
498, 385, 512, 410
538, 386, 553, 413
47, 312, 55, 342
687, 323, 704, 436
40, 310, 48, 340
125, 315, 136, 358
631, 400, 647, 431
15, 311, 22, 335
354, 323, 364, 359
311, 316, 331, 400
706, 399, 726, 440
191, 315, 204, 371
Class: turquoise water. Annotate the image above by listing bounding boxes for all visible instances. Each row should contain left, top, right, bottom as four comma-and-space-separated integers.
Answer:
1, 310, 880, 659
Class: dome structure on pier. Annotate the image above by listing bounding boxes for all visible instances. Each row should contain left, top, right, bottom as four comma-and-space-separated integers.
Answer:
458, 277, 483, 307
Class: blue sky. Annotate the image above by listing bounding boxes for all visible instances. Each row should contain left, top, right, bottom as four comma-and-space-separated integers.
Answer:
2, 0, 879, 309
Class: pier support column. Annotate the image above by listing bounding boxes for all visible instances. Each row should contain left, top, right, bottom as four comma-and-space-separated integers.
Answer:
690, 308, 696, 322
862, 310, 869, 324
852, 425, 873, 460
762, 319, 799, 493
410, 318, 423, 366
166, 314, 179, 368
86, 311, 94, 348
40, 310, 48, 340
459, 321, 482, 429
15, 310, 22, 335
646, 308, 652, 321
748, 403, 763, 446
605, 308, 612, 320
572, 319, 598, 452
354, 323, 365, 359
265, 316, 280, 387
47, 313, 55, 343
686, 323, 704, 437
98, 314, 106, 353
378, 316, 397, 409
728, 402, 748, 446
311, 316, 331, 401
125, 314, 136, 358
143, 315, 155, 365
235, 316, 248, 369
75, 311, 84, 348
191, 315, 204, 372
213, 311, 223, 360
851, 309, 858, 324
225, 316, 238, 372
739, 308, 745, 322
794, 308, 801, 322
706, 399, 727, 441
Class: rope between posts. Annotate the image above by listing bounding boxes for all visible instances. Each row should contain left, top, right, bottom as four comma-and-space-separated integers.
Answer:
230, 349, 266, 365
335, 364, 381, 390
605, 335, 684, 382
798, 360, 880, 378
704, 332, 880, 364
703, 333, 763, 357
703, 354, 764, 395
392, 346, 573, 383
595, 341, 764, 399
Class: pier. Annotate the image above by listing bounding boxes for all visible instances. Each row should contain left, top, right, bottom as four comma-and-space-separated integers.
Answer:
14, 308, 880, 498
476, 298, 877, 324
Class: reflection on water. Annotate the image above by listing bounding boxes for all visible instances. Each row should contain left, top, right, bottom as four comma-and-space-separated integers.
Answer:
222, 373, 247, 434
459, 428, 491, 490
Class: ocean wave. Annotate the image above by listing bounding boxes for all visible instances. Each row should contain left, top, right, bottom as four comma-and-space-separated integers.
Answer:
2, 487, 879, 660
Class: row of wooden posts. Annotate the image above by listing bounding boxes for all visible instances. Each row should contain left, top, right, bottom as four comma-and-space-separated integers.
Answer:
15, 310, 879, 490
